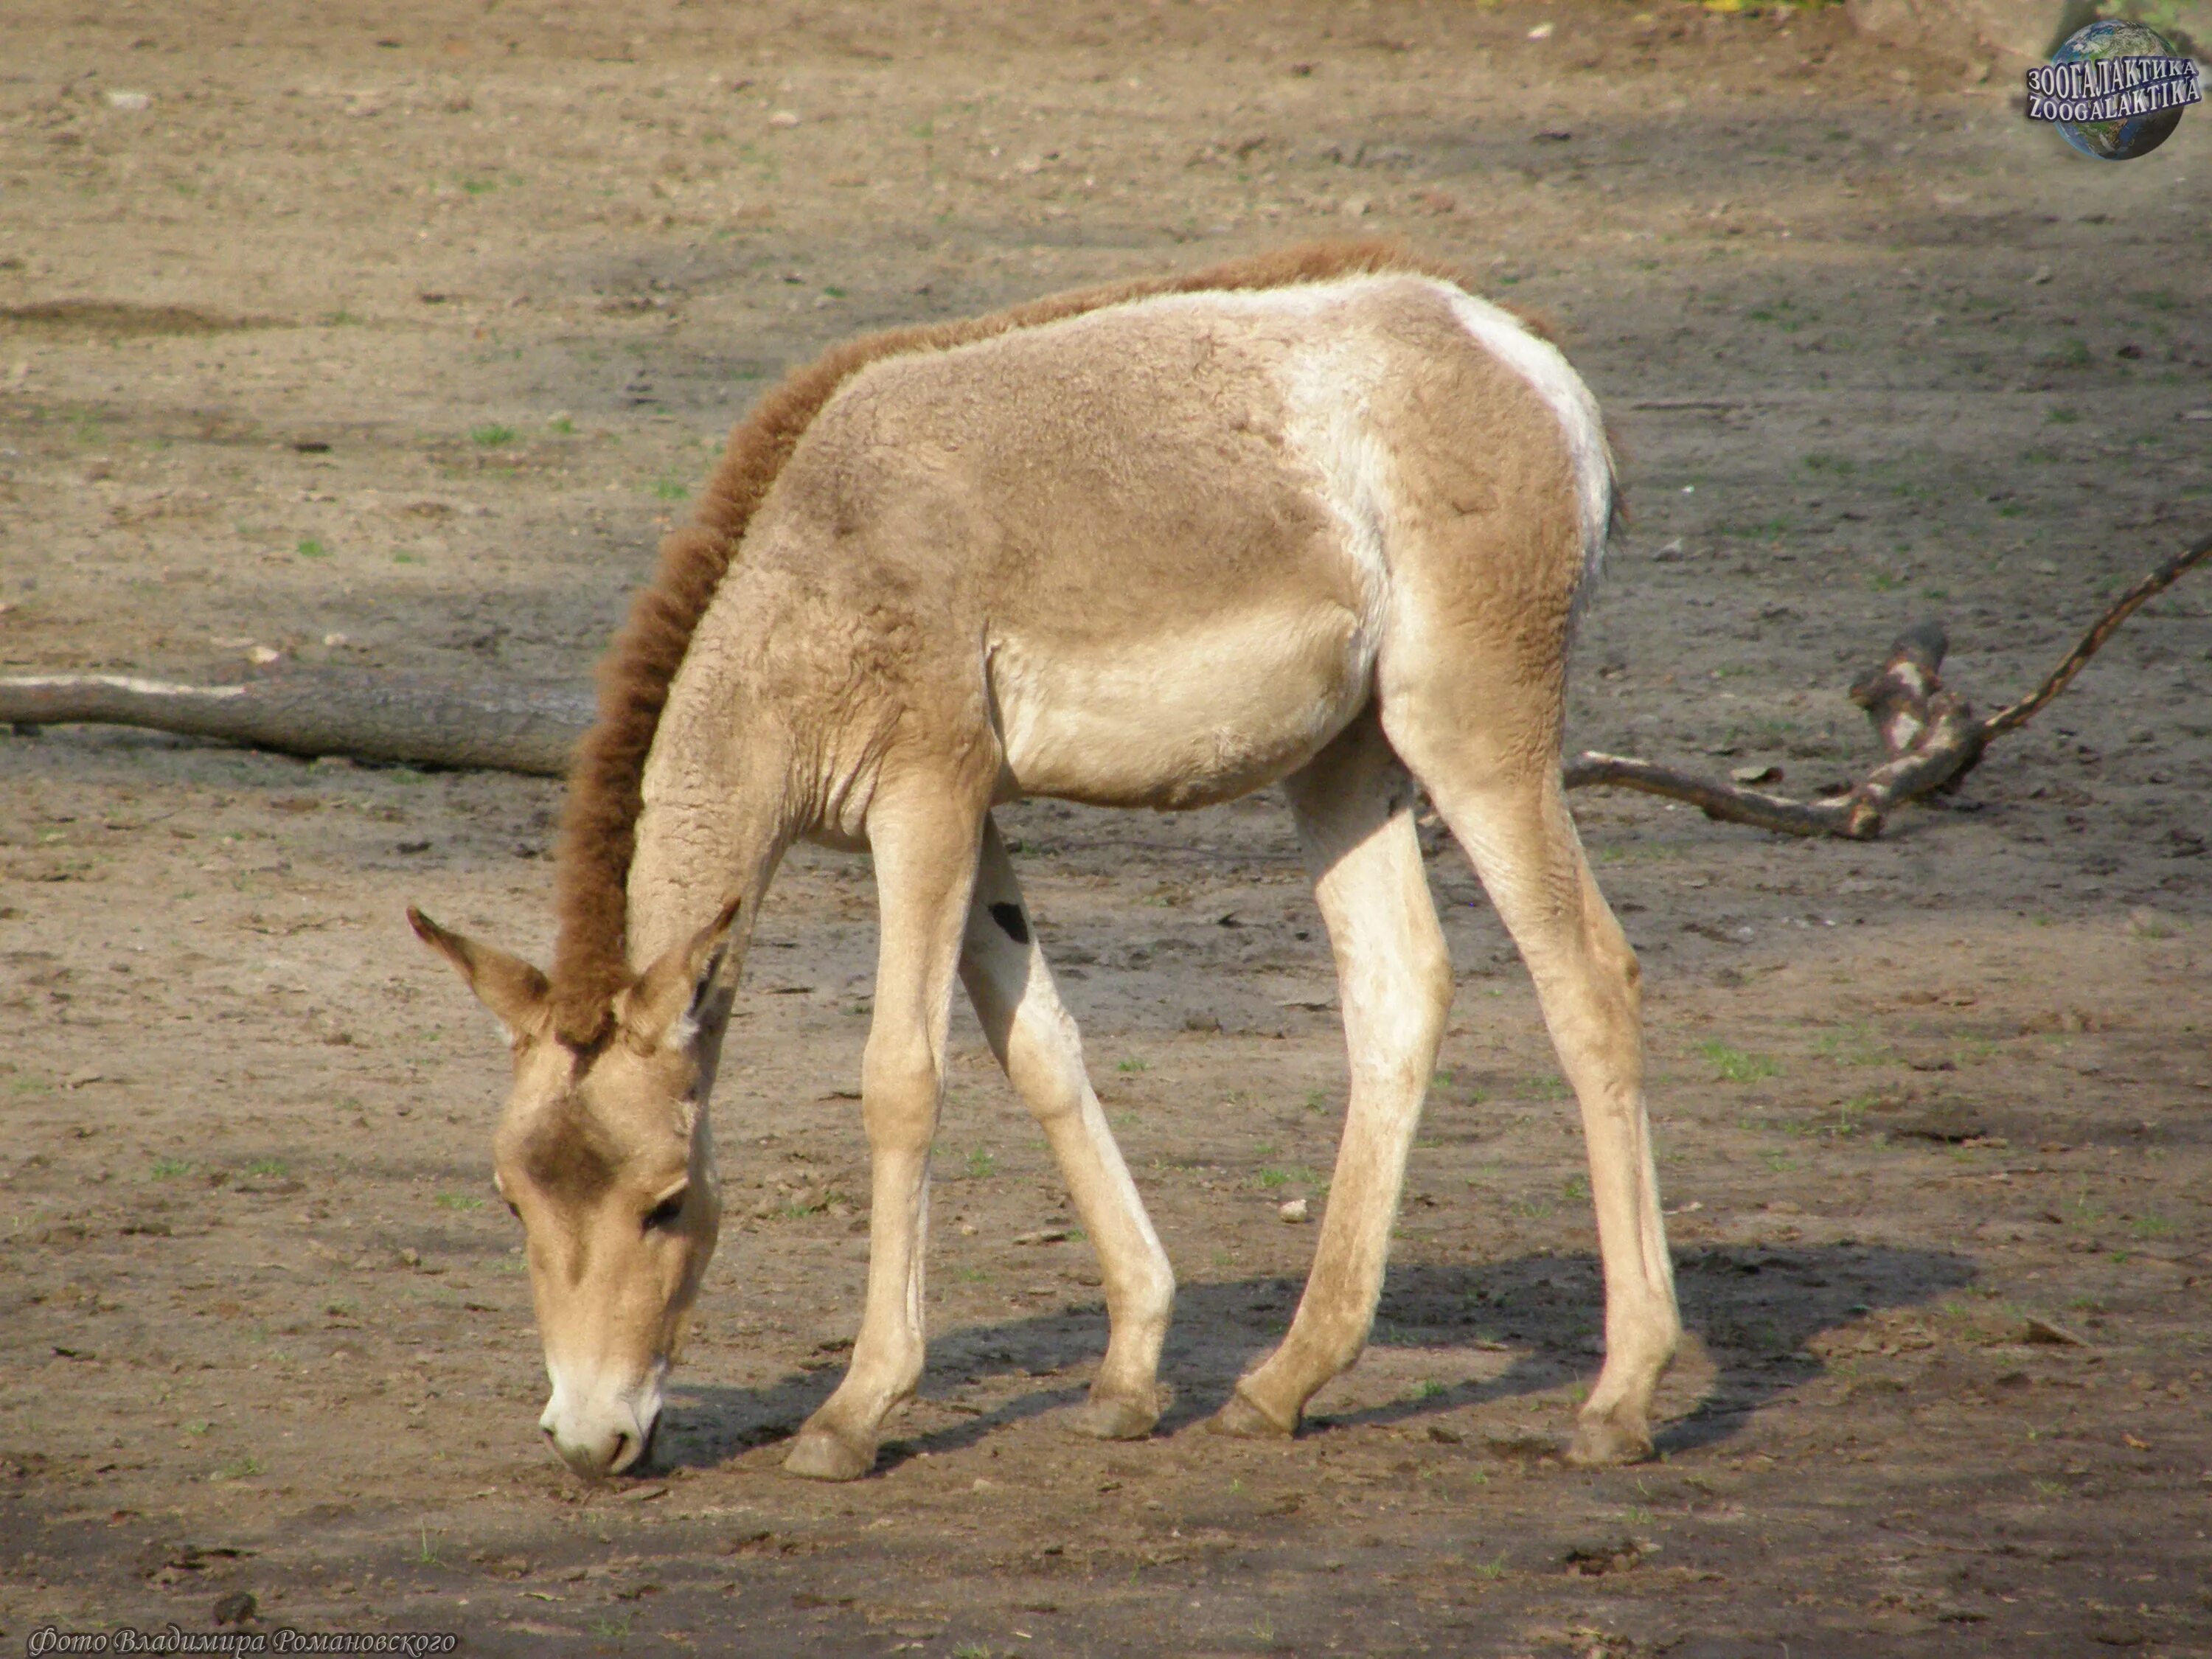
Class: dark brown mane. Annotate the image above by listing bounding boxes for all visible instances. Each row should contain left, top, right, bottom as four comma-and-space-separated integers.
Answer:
547, 237, 1471, 1043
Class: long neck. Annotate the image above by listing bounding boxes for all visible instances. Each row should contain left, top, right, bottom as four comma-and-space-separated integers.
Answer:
627, 742, 797, 975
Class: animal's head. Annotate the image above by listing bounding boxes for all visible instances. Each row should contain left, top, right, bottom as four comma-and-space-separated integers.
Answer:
406, 900, 741, 1478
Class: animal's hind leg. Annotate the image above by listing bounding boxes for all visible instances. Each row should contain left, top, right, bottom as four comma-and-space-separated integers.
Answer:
961, 817, 1174, 1440
1385, 700, 1680, 1466
1210, 713, 1453, 1439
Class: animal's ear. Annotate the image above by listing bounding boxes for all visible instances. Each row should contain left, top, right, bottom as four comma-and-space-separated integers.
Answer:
407, 906, 550, 1040
616, 895, 743, 1054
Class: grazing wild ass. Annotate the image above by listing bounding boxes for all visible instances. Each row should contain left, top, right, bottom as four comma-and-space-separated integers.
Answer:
409, 240, 1680, 1482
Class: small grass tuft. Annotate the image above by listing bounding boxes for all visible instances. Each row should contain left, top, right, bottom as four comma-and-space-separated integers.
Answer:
1698, 1040, 1778, 1083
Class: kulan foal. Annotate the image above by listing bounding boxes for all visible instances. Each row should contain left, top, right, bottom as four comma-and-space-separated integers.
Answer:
411, 240, 1679, 1483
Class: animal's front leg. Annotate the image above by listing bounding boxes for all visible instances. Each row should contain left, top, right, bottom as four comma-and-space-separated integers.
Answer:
785, 783, 986, 1482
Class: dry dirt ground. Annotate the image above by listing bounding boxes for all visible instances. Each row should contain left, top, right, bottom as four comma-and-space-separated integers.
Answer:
3, 2, 2211, 1655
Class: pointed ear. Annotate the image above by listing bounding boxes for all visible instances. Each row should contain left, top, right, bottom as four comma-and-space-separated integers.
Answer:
616, 895, 743, 1054
407, 906, 550, 1040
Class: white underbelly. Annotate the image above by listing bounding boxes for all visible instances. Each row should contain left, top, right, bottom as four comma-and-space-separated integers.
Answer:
989, 601, 1373, 810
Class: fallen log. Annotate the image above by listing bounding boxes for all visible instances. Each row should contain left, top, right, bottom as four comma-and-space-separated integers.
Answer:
0, 668, 591, 777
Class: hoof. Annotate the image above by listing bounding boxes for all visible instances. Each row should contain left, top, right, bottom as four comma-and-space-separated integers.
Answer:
783, 1426, 874, 1482
1206, 1385, 1295, 1439
1071, 1388, 1161, 1442
1565, 1413, 1655, 1468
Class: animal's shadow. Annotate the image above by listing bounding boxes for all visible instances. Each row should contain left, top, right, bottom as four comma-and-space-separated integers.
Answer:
658, 1241, 1970, 1472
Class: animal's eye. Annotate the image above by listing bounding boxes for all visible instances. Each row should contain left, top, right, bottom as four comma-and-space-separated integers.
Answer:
644, 1190, 687, 1232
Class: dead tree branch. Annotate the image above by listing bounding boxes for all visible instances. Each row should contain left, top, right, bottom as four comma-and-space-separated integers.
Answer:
1564, 529, 2212, 840
2, 534, 2205, 821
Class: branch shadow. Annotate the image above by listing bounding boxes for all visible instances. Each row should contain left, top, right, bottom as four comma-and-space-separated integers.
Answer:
656, 1239, 1972, 1472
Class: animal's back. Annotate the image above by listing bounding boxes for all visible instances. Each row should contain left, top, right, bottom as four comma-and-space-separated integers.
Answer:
712, 273, 1610, 811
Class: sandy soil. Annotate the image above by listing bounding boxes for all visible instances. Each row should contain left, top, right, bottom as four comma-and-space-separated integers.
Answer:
2, 2, 2210, 1655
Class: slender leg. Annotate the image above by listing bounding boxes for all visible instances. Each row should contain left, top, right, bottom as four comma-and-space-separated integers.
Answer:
785, 783, 985, 1481
1392, 718, 1680, 1466
1210, 715, 1454, 1438
960, 816, 1175, 1439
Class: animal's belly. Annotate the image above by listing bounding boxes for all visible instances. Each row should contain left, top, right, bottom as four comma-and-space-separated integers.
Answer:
989, 601, 1371, 810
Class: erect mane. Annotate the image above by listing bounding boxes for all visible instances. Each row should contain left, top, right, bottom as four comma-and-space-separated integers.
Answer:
547, 237, 1474, 1043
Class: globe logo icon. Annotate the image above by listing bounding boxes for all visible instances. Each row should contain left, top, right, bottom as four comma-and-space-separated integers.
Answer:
2029, 18, 2203, 161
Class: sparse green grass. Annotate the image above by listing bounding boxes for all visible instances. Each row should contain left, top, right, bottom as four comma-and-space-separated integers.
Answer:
212, 1456, 262, 1481
2131, 1212, 2177, 1239
650, 471, 691, 501
1256, 1167, 1290, 1189
469, 423, 516, 446
1815, 1024, 1894, 1068
2061, 1189, 2108, 1227
150, 1158, 192, 1180
547, 414, 574, 435
242, 1158, 287, 1178
434, 1192, 485, 1211
1472, 1555, 1508, 1580
965, 1147, 997, 1180
1698, 1040, 1779, 1083
1413, 1378, 1448, 1401
1116, 1057, 1148, 1074
296, 537, 328, 559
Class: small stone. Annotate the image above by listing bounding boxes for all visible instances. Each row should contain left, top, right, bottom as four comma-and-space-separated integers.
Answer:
1527, 21, 1555, 38
105, 90, 153, 112
2023, 1315, 2090, 1347
767, 109, 801, 128
1279, 1197, 1310, 1224
398, 1248, 422, 1269
322, 632, 347, 647
247, 645, 282, 665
